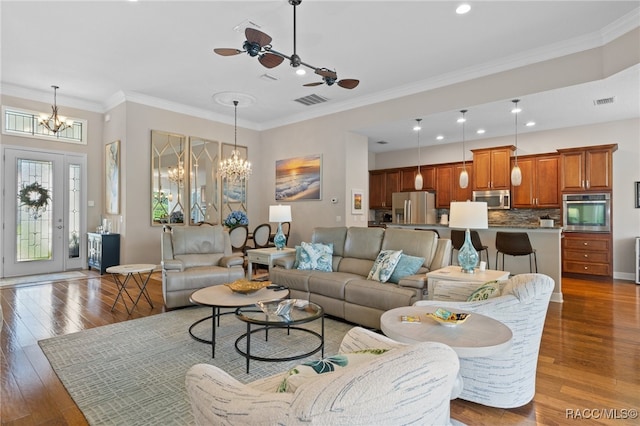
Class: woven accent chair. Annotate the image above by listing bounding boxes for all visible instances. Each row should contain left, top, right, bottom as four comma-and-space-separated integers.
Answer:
186, 327, 461, 425
415, 273, 554, 408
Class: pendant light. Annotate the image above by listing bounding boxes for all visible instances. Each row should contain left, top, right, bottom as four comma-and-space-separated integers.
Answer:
511, 99, 522, 186
414, 118, 423, 190
39, 85, 74, 134
219, 100, 252, 182
458, 109, 469, 189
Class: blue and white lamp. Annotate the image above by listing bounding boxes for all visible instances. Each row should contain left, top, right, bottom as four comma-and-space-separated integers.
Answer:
269, 205, 292, 250
449, 201, 488, 273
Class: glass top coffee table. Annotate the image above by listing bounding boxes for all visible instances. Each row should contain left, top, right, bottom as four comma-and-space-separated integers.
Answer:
235, 299, 324, 373
189, 285, 289, 358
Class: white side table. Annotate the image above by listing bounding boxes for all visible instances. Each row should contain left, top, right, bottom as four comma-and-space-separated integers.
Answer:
426, 265, 510, 296
107, 263, 157, 315
245, 247, 296, 279
381, 305, 513, 358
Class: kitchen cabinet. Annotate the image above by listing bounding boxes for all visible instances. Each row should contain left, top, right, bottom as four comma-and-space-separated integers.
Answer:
400, 166, 435, 191
472, 145, 515, 190
558, 144, 617, 192
512, 154, 560, 208
562, 232, 612, 278
369, 169, 400, 208
88, 232, 120, 274
435, 163, 472, 208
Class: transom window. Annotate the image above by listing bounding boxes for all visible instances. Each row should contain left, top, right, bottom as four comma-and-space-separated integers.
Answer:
2, 106, 87, 145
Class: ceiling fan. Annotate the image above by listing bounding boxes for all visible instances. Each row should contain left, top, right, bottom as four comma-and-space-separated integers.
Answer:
304, 68, 360, 90
213, 0, 359, 89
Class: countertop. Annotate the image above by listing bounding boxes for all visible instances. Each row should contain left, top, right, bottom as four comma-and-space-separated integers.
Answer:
382, 223, 564, 230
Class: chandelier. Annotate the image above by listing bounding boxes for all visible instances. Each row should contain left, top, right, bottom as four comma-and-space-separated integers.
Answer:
219, 100, 252, 182
168, 161, 185, 185
39, 85, 74, 134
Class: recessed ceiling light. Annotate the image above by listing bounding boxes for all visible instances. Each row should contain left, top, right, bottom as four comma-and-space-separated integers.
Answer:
526, 121, 536, 127
296, 68, 306, 76
436, 135, 444, 141
413, 125, 422, 131
457, 117, 466, 123
477, 129, 486, 134
456, 4, 471, 14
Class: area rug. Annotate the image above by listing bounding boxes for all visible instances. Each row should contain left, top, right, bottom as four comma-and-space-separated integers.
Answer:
38, 306, 355, 425
0, 271, 87, 288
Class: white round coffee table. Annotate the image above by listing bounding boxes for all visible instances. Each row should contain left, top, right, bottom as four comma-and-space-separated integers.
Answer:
189, 285, 289, 358
380, 306, 512, 358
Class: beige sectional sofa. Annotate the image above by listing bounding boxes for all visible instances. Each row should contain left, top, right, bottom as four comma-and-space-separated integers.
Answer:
270, 226, 451, 329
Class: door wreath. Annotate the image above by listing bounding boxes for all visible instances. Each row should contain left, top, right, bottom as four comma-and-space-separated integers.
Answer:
18, 182, 51, 219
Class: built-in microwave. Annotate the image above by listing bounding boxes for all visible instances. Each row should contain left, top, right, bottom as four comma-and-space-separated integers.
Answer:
563, 193, 611, 232
472, 190, 511, 210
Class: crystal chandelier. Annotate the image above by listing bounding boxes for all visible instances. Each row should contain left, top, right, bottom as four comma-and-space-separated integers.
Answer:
168, 161, 185, 185
219, 100, 252, 182
39, 85, 74, 134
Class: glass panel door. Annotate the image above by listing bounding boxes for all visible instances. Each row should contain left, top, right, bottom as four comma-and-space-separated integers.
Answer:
2, 148, 85, 277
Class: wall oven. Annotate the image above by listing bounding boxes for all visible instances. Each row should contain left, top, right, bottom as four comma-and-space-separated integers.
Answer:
563, 193, 611, 232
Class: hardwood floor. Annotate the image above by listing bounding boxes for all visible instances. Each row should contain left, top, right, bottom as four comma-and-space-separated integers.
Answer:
1, 272, 638, 425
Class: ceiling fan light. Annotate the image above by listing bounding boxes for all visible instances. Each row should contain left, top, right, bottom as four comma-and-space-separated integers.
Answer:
414, 173, 423, 190
296, 68, 306, 75
511, 164, 522, 186
459, 169, 469, 189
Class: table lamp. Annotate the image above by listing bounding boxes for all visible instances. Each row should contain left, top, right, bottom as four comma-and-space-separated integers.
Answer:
269, 204, 291, 250
449, 201, 488, 273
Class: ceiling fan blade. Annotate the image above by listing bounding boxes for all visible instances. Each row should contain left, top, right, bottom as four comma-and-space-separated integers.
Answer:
259, 53, 285, 69
303, 82, 324, 87
315, 68, 337, 79
245, 28, 272, 47
214, 48, 242, 56
338, 79, 359, 89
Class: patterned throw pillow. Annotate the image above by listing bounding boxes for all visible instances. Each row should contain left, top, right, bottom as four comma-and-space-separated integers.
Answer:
387, 254, 425, 284
296, 242, 333, 272
276, 349, 389, 393
467, 280, 500, 301
367, 250, 403, 282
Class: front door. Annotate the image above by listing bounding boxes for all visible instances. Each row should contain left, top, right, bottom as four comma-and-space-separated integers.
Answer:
2, 147, 86, 277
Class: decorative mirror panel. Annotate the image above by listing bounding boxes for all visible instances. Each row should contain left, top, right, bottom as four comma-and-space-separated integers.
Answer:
221, 143, 248, 219
189, 137, 220, 225
151, 130, 187, 226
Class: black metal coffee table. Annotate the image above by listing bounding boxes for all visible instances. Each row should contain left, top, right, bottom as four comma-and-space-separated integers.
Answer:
234, 299, 324, 373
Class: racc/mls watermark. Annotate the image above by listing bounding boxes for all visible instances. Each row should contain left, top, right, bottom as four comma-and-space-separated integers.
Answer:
566, 408, 638, 420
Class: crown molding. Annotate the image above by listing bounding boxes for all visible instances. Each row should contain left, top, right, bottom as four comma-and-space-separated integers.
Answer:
0, 83, 104, 113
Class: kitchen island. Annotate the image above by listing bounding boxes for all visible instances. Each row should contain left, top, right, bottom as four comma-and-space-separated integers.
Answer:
387, 223, 563, 303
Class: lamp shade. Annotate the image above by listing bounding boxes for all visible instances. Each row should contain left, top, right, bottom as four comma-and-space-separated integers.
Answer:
448, 201, 488, 230
269, 205, 292, 222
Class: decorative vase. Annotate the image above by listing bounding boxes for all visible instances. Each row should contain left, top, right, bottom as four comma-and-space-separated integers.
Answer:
273, 222, 286, 250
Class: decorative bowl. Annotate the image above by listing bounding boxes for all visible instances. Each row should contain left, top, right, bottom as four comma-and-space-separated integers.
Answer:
225, 279, 271, 294
426, 308, 470, 327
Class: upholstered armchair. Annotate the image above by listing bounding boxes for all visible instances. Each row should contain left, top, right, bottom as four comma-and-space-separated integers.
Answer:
415, 273, 554, 408
186, 327, 461, 426
161, 225, 245, 309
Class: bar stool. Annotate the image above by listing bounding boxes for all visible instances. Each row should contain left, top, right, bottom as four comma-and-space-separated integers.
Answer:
450, 229, 489, 266
495, 231, 538, 272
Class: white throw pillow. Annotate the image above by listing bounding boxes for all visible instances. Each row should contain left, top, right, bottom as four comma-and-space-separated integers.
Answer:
367, 250, 403, 282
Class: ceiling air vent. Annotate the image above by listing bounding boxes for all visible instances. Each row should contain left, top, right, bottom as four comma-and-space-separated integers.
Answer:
593, 96, 615, 106
294, 94, 329, 106
377, 141, 389, 145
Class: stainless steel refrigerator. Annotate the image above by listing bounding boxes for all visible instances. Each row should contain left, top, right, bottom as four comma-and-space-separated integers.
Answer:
391, 192, 437, 224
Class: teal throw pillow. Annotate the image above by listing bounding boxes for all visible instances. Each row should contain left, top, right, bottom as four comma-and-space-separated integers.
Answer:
276, 349, 389, 393
467, 280, 500, 301
296, 242, 333, 272
367, 250, 403, 282
388, 254, 426, 284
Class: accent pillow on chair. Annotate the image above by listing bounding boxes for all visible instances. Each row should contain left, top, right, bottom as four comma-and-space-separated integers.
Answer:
466, 280, 500, 301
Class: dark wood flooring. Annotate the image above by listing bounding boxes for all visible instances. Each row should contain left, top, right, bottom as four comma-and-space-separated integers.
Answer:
1, 272, 638, 425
